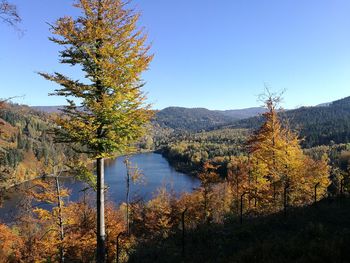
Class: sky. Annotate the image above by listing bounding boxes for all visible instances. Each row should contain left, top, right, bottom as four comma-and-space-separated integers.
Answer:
1, 0, 350, 110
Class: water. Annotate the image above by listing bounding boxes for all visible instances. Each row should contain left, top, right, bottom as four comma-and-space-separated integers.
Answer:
0, 153, 200, 223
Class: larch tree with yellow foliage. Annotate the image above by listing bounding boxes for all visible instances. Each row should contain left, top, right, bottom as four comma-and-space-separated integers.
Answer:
226, 156, 250, 213
198, 162, 220, 223
247, 91, 330, 211
39, 0, 153, 261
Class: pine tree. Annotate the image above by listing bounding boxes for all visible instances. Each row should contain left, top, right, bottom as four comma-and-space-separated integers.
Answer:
39, 1, 153, 261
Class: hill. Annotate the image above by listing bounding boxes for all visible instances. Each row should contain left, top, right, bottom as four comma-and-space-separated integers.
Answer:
0, 103, 75, 191
31, 105, 265, 132
216, 107, 266, 119
228, 96, 350, 147
31, 105, 65, 113
155, 107, 234, 131
31, 95, 350, 148
154, 106, 265, 131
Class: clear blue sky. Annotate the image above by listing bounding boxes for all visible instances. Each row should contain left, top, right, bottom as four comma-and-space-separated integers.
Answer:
1, 0, 350, 110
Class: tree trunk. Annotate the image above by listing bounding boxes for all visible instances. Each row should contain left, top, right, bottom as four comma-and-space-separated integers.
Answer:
55, 176, 65, 263
125, 160, 130, 236
96, 157, 106, 262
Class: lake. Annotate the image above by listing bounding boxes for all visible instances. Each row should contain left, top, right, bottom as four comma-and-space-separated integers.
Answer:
0, 152, 200, 223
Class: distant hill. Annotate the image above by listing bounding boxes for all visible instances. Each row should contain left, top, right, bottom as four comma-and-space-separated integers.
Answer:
31, 105, 266, 132
216, 107, 266, 119
155, 107, 235, 131
155, 106, 265, 131
30, 96, 350, 148
229, 96, 350, 147
31, 106, 64, 113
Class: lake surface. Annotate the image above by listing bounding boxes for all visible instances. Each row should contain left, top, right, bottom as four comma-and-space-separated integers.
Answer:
0, 153, 200, 223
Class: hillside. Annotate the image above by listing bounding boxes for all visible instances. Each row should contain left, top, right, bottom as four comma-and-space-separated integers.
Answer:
154, 106, 265, 131
31, 105, 65, 113
156, 96, 350, 148
228, 96, 350, 148
216, 107, 266, 119
0, 103, 75, 190
159, 128, 250, 175
31, 96, 350, 148
31, 105, 265, 132
31, 106, 265, 132
155, 107, 235, 131
129, 197, 350, 263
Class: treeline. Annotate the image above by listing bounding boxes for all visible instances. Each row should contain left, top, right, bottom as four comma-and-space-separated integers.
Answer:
159, 128, 249, 175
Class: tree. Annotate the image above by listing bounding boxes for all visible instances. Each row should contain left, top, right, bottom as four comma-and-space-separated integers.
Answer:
0, 0, 21, 27
30, 177, 70, 262
227, 156, 250, 213
123, 156, 144, 236
198, 162, 220, 223
39, 0, 153, 261
0, 223, 22, 261
247, 90, 330, 210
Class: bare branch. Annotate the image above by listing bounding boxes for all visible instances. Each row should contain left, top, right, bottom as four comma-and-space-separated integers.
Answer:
0, 0, 23, 34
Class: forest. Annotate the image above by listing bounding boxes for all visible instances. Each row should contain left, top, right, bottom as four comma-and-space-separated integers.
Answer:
1, 0, 350, 263
230, 96, 350, 147
2, 92, 350, 262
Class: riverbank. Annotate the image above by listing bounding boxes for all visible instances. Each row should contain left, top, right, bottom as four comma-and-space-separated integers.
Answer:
0, 153, 200, 223
2, 150, 155, 191
2, 170, 73, 191
156, 147, 229, 178
155, 148, 200, 176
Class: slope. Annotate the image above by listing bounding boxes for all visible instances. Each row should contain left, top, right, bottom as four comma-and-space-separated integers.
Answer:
229, 96, 350, 147
129, 196, 350, 263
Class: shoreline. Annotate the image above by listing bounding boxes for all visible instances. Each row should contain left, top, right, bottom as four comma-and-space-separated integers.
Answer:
2, 150, 199, 194
2, 150, 161, 191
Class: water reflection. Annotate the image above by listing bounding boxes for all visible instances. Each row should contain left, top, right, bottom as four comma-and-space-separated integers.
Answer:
0, 153, 199, 223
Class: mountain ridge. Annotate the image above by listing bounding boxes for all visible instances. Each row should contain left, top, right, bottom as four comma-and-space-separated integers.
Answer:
228, 95, 350, 147
31, 105, 267, 132
30, 96, 350, 144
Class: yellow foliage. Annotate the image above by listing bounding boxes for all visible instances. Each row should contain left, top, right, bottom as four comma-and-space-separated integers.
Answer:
247, 94, 330, 209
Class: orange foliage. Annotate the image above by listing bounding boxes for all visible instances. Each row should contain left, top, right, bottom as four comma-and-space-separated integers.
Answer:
0, 224, 22, 262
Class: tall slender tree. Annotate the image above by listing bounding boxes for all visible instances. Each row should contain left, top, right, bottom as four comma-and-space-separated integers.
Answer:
39, 0, 153, 261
